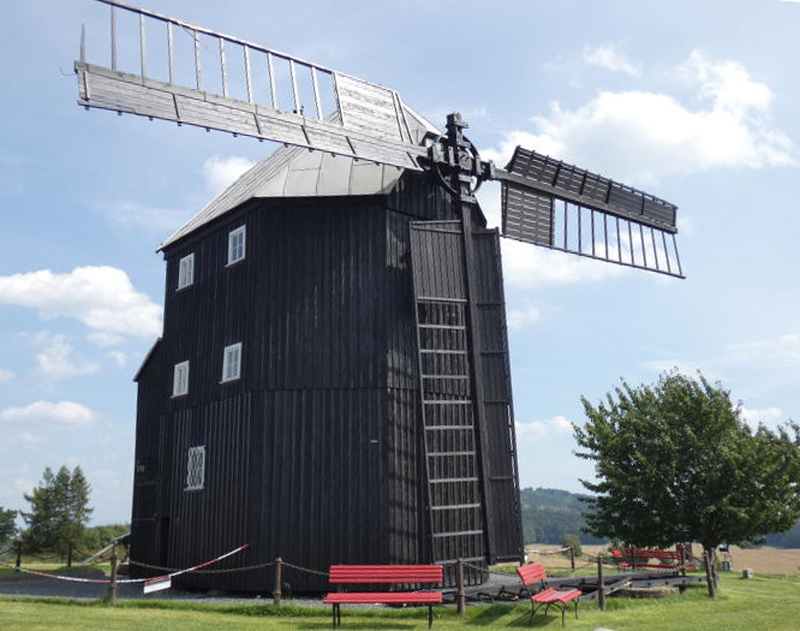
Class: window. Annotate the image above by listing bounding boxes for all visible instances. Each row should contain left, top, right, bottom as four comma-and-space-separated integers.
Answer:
177, 253, 195, 290
221, 342, 242, 383
173, 360, 189, 397
185, 446, 205, 491
227, 225, 246, 265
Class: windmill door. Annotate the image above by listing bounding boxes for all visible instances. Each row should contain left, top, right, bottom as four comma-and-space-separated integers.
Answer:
409, 221, 523, 573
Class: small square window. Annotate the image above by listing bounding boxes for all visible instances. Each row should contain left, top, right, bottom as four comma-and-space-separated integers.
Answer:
227, 226, 246, 265
177, 253, 195, 290
186, 446, 205, 491
173, 360, 189, 397
221, 343, 242, 383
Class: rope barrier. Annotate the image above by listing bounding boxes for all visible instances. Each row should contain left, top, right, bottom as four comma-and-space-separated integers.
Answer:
525, 546, 571, 556
128, 558, 274, 575
281, 560, 329, 577
0, 543, 250, 585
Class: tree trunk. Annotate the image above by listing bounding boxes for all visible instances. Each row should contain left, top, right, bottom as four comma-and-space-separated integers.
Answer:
703, 547, 716, 599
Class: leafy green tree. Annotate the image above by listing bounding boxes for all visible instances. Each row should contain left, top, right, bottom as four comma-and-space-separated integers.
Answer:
0, 506, 17, 550
22, 466, 93, 561
575, 371, 800, 597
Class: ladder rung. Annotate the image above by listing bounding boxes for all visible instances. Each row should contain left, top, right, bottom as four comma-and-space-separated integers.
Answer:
429, 477, 478, 483
432, 530, 483, 538
425, 425, 474, 431
420, 349, 467, 355
418, 296, 468, 304
428, 451, 476, 457
431, 503, 481, 511
434, 556, 486, 565
422, 374, 469, 380
418, 324, 466, 330
423, 400, 472, 405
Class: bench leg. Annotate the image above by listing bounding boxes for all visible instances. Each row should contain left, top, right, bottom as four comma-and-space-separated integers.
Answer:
428, 605, 433, 628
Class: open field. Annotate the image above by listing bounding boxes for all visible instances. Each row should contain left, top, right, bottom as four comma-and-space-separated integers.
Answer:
2, 573, 800, 630
525, 543, 800, 576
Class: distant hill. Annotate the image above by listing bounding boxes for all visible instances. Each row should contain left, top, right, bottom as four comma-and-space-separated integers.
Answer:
519, 487, 606, 545
519, 486, 800, 548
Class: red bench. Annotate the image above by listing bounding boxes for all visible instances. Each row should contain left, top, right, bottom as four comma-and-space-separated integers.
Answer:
323, 565, 443, 628
611, 547, 695, 571
516, 562, 581, 627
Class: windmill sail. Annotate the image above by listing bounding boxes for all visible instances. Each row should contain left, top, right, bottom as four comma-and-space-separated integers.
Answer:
76, 0, 428, 170
498, 146, 683, 278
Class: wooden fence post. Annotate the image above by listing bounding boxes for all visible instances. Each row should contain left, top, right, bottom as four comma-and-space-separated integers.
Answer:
569, 546, 575, 570
597, 555, 606, 611
456, 559, 466, 616
273, 557, 283, 606
67, 542, 73, 568
14, 540, 22, 571
107, 543, 118, 604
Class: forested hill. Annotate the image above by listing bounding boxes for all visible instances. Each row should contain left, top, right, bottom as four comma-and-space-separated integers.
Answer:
520, 487, 606, 545
520, 486, 800, 548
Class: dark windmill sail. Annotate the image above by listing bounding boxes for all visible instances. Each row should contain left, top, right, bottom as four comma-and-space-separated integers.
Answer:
74, 0, 684, 592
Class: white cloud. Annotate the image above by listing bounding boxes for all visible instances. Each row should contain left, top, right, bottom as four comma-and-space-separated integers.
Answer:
507, 304, 541, 330
728, 331, 800, 372
87, 331, 126, 348
0, 401, 95, 426
501, 238, 628, 288
740, 406, 783, 429
584, 43, 641, 77
516, 415, 574, 440
109, 350, 127, 367
31, 332, 99, 380
0, 266, 162, 340
487, 50, 794, 186
203, 156, 256, 194
0, 368, 15, 382
102, 200, 193, 235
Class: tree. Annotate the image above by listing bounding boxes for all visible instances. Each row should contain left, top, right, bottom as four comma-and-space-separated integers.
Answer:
22, 466, 94, 562
574, 371, 800, 597
0, 506, 17, 550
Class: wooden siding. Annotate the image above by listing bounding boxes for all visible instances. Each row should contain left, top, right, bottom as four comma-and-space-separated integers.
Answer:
130, 169, 521, 592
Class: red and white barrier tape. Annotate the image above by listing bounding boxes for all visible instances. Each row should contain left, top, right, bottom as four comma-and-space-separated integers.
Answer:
0, 543, 249, 586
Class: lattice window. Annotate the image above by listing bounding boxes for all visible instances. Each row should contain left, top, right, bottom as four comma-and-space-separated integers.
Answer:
177, 253, 195, 290
221, 342, 242, 383
227, 225, 246, 265
186, 446, 206, 491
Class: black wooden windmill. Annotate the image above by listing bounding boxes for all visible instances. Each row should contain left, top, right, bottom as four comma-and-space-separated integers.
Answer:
75, 0, 683, 591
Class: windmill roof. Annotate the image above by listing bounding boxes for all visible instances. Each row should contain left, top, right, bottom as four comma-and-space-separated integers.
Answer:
159, 105, 439, 251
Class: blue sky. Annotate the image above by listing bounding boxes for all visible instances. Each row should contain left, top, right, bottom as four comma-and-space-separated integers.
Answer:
2, 0, 799, 527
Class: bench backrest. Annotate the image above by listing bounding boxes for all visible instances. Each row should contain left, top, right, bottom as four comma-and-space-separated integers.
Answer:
516, 562, 547, 587
328, 565, 443, 584
630, 548, 681, 560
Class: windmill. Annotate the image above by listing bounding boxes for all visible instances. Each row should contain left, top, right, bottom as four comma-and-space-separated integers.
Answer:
75, 0, 683, 591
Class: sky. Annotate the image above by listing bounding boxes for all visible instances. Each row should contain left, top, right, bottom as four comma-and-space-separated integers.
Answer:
2, 0, 800, 528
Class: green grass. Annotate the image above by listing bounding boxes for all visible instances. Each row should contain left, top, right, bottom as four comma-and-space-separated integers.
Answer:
1, 574, 799, 630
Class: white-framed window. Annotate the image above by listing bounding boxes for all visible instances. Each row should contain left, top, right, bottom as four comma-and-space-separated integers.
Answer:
173, 360, 190, 397
221, 342, 242, 383
185, 446, 206, 491
227, 225, 246, 265
177, 253, 195, 290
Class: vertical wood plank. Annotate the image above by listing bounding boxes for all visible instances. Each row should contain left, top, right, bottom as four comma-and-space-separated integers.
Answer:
219, 38, 228, 98
139, 14, 147, 78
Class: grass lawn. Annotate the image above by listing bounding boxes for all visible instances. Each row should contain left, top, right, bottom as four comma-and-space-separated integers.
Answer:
1, 573, 799, 630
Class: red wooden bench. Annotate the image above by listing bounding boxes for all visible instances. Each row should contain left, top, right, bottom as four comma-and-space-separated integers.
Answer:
516, 562, 582, 627
323, 565, 443, 628
611, 547, 695, 571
